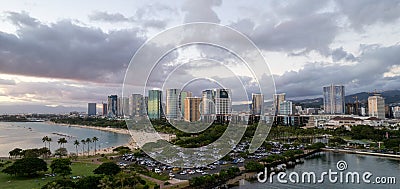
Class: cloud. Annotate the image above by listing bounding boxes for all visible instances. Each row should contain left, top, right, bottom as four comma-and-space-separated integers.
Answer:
5, 11, 39, 27
331, 47, 357, 62
182, 0, 222, 23
88, 11, 130, 22
0, 78, 16, 85
274, 0, 329, 18
1, 79, 123, 106
0, 12, 145, 83
335, 0, 400, 30
88, 4, 174, 29
275, 44, 400, 98
250, 13, 339, 54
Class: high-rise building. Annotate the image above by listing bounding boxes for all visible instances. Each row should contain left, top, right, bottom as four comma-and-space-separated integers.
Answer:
295, 106, 303, 114
273, 93, 286, 115
117, 97, 122, 116
361, 107, 366, 116
201, 89, 215, 115
122, 97, 129, 116
180, 91, 192, 118
117, 97, 129, 117
148, 90, 163, 119
166, 89, 181, 120
88, 103, 96, 116
251, 93, 263, 115
102, 103, 107, 116
130, 94, 145, 117
214, 89, 232, 115
323, 84, 345, 114
279, 100, 293, 115
184, 97, 201, 122
144, 96, 148, 114
368, 94, 385, 119
107, 95, 118, 117
393, 106, 400, 118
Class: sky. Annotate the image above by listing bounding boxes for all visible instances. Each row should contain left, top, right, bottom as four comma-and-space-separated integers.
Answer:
0, 0, 400, 114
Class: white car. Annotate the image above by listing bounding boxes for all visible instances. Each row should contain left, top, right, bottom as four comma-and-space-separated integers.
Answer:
154, 168, 161, 174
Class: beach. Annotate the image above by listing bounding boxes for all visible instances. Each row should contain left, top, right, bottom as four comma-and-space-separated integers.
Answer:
47, 121, 176, 155
46, 121, 139, 155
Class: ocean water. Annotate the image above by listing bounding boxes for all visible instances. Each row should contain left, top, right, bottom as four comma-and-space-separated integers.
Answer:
0, 122, 131, 157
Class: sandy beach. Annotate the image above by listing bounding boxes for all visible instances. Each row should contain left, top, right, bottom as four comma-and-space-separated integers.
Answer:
46, 121, 176, 156
46, 121, 138, 155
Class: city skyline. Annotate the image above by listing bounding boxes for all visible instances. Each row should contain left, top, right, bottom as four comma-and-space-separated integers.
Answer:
1, 1, 400, 114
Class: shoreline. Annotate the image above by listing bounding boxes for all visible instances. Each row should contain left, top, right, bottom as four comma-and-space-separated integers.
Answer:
46, 121, 138, 155
322, 148, 400, 159
46, 121, 130, 135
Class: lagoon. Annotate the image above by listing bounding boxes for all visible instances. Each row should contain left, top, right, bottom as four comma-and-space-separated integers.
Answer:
235, 152, 400, 189
0, 122, 131, 157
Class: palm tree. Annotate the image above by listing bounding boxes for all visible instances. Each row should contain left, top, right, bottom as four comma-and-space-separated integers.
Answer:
57, 138, 67, 148
92, 137, 99, 155
99, 176, 113, 189
81, 139, 86, 156
85, 138, 92, 156
47, 137, 52, 152
42, 136, 48, 148
73, 140, 80, 156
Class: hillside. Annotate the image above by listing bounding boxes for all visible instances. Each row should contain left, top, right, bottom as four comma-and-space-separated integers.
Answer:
231, 90, 400, 111
293, 90, 400, 107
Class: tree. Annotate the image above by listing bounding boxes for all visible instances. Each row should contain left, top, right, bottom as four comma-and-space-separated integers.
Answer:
86, 138, 92, 156
93, 162, 121, 175
114, 172, 141, 188
22, 148, 41, 158
73, 140, 80, 156
2, 157, 48, 177
113, 146, 131, 155
98, 176, 113, 189
57, 138, 67, 148
39, 147, 51, 158
50, 158, 72, 177
75, 176, 101, 189
92, 136, 99, 155
307, 142, 326, 150
9, 148, 22, 159
41, 179, 75, 189
81, 139, 86, 156
47, 137, 52, 152
54, 148, 68, 158
42, 136, 48, 148
244, 160, 264, 172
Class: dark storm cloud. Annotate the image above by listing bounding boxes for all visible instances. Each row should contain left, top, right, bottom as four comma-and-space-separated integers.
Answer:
336, 0, 400, 30
275, 44, 400, 98
251, 13, 339, 54
182, 0, 222, 23
0, 12, 145, 83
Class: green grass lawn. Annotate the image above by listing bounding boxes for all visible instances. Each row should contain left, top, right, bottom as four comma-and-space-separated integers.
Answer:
0, 161, 98, 189
70, 162, 98, 177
